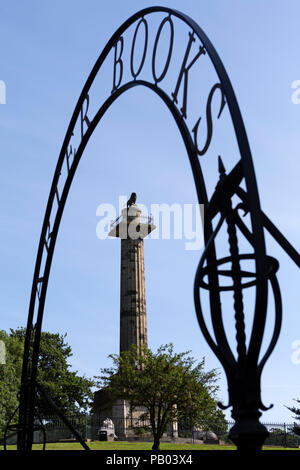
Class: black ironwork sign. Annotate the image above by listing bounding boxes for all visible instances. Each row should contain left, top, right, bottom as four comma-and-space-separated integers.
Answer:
5, 6, 299, 452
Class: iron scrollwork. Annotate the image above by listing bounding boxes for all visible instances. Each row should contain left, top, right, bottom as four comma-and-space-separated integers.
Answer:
194, 157, 284, 451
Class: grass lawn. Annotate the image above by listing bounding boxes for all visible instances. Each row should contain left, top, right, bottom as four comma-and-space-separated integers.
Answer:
1, 441, 299, 450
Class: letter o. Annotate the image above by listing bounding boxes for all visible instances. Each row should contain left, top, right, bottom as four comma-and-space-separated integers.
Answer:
130, 18, 148, 79
152, 16, 174, 84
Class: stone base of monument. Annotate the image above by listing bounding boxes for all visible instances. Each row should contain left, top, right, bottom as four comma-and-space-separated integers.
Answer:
92, 391, 221, 444
93, 392, 179, 440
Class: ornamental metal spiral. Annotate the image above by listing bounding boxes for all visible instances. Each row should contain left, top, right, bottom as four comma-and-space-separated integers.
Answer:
4, 6, 298, 451
194, 158, 284, 450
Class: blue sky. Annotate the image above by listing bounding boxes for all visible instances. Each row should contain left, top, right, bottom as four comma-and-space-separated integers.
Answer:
1, 0, 300, 423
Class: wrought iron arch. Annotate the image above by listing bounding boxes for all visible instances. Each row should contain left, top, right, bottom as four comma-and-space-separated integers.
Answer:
9, 6, 299, 451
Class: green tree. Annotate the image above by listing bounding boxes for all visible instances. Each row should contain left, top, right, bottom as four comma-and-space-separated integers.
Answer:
0, 328, 95, 435
0, 330, 23, 433
286, 399, 300, 436
10, 328, 95, 416
97, 343, 225, 450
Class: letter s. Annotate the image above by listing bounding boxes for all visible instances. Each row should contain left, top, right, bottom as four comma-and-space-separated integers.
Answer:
192, 83, 226, 156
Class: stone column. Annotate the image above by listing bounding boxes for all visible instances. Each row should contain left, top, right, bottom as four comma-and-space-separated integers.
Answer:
107, 203, 155, 438
109, 204, 155, 355
120, 237, 147, 354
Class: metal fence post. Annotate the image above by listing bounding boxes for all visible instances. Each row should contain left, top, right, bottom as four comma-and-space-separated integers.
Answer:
284, 423, 287, 448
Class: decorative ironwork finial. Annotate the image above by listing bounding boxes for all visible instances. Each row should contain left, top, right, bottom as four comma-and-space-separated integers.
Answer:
218, 155, 226, 178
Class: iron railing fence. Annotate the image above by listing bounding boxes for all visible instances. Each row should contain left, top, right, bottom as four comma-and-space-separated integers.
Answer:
225, 421, 300, 447
2, 415, 300, 448
110, 214, 153, 230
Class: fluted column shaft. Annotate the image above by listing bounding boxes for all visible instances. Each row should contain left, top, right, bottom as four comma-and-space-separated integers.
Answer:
120, 238, 148, 354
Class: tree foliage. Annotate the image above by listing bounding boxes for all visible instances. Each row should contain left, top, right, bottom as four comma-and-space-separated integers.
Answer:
97, 343, 226, 450
0, 328, 95, 433
287, 398, 300, 436
0, 330, 23, 433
